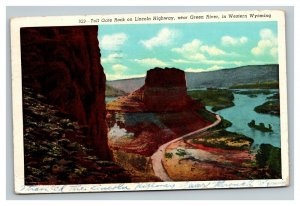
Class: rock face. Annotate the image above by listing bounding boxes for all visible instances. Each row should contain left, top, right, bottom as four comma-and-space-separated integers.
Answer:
20, 26, 109, 159
107, 67, 199, 112
143, 68, 189, 112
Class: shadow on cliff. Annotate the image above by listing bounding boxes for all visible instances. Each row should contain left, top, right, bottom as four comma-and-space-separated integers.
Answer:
21, 26, 109, 159
20, 26, 132, 184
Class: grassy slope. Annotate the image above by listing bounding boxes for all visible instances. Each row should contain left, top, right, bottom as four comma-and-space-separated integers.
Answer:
188, 88, 234, 111
191, 130, 254, 150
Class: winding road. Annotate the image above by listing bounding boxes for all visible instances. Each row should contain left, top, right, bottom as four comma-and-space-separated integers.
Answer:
150, 114, 222, 181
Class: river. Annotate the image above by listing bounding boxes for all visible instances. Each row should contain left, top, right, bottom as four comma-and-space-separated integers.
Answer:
206, 90, 280, 148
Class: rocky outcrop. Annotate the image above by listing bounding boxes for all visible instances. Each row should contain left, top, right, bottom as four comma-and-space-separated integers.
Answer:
143, 68, 189, 112
20, 26, 109, 159
106, 68, 211, 157
106, 67, 201, 112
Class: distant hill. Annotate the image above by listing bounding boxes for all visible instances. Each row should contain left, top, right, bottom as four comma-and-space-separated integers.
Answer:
105, 84, 127, 97
107, 78, 146, 93
107, 64, 279, 93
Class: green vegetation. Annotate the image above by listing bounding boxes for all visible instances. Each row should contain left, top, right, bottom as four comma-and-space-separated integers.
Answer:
188, 88, 234, 111
105, 84, 127, 97
248, 120, 273, 132
255, 144, 281, 178
196, 108, 232, 129
191, 130, 253, 150
196, 108, 217, 123
254, 100, 280, 116
267, 93, 280, 100
175, 149, 187, 157
230, 81, 279, 89
214, 117, 232, 130
165, 152, 173, 159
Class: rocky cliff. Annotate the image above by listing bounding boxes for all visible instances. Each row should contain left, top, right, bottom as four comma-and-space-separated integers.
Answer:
106, 67, 200, 112
143, 68, 189, 112
21, 26, 109, 159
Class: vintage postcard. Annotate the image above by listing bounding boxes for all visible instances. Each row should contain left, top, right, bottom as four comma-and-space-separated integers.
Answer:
11, 10, 289, 194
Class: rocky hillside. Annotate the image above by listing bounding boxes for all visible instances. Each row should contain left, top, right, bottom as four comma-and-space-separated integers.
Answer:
23, 87, 131, 185
107, 64, 279, 93
185, 64, 279, 89
107, 78, 146, 94
20, 26, 109, 159
105, 84, 127, 97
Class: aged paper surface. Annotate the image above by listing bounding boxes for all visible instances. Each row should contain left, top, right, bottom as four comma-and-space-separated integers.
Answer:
11, 10, 288, 194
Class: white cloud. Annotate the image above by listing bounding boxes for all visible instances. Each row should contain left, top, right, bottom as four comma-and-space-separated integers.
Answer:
270, 47, 278, 58
171, 39, 242, 68
100, 33, 128, 50
101, 53, 124, 63
106, 73, 145, 81
200, 45, 226, 55
172, 39, 202, 54
112, 64, 128, 72
251, 29, 278, 58
106, 64, 143, 80
190, 53, 206, 61
133, 58, 168, 67
221, 36, 248, 46
141, 28, 179, 49
184, 65, 222, 73
172, 57, 242, 66
172, 39, 226, 56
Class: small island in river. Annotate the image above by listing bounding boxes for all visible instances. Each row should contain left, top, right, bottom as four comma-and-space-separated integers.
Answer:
248, 120, 273, 132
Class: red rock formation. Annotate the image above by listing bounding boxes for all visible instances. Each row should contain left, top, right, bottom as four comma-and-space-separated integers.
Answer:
20, 26, 110, 159
143, 68, 189, 112
107, 67, 202, 112
106, 68, 210, 157
145, 67, 186, 87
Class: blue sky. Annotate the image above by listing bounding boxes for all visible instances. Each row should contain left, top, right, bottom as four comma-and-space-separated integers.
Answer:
98, 22, 278, 80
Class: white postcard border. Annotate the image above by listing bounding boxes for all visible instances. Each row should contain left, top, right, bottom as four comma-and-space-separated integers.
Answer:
11, 10, 289, 194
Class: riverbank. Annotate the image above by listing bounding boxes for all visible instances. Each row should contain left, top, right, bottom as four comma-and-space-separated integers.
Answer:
188, 88, 234, 111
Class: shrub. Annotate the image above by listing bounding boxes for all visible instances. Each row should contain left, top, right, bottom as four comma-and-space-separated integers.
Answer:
175, 149, 187, 157
255, 144, 281, 178
165, 152, 173, 159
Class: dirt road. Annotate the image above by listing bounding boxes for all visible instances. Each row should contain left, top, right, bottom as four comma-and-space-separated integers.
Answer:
150, 114, 221, 181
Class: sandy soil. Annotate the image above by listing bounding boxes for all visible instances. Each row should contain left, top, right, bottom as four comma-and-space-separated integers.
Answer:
162, 139, 255, 181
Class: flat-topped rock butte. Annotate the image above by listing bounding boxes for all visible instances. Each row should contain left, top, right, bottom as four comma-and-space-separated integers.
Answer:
107, 67, 202, 112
